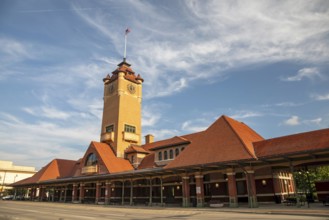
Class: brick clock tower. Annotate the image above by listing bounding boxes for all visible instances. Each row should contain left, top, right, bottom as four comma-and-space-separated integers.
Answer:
100, 59, 144, 158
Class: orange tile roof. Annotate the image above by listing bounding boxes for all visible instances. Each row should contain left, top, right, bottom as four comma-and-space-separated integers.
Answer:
91, 141, 134, 173
165, 115, 264, 169
254, 128, 329, 158
147, 136, 190, 151
137, 153, 157, 170
12, 159, 77, 186
125, 145, 149, 154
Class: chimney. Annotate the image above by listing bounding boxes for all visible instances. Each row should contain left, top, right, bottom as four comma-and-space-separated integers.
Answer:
145, 134, 154, 144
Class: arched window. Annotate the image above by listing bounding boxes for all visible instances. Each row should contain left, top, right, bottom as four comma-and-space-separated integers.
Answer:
169, 149, 173, 159
158, 152, 162, 161
164, 151, 168, 160
85, 153, 97, 166
175, 148, 179, 156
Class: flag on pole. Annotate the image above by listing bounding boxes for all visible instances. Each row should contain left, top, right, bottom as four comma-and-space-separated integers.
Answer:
125, 28, 131, 35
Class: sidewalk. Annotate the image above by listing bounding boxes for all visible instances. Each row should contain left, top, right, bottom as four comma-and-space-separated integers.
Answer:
195, 202, 329, 217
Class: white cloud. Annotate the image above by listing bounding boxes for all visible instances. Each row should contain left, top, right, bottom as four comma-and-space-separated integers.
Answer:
312, 93, 329, 101
0, 111, 99, 169
72, 0, 329, 98
282, 67, 323, 82
23, 106, 71, 120
284, 115, 300, 126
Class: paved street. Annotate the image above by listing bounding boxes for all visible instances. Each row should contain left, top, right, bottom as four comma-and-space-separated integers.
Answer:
0, 201, 328, 220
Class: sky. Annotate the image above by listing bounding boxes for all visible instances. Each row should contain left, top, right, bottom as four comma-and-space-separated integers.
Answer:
0, 0, 328, 170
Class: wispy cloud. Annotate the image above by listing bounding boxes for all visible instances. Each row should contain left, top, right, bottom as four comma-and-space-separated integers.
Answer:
311, 93, 329, 101
23, 106, 71, 120
230, 111, 263, 119
71, 1, 329, 99
281, 67, 323, 82
282, 115, 324, 127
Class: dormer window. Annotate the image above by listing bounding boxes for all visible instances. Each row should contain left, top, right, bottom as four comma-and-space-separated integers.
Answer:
85, 153, 97, 166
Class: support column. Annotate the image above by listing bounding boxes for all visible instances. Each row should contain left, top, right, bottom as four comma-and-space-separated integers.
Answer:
39, 187, 44, 201
31, 187, 36, 200
245, 167, 258, 208
72, 184, 78, 202
160, 177, 163, 206
227, 168, 238, 208
149, 178, 153, 206
63, 187, 67, 202
273, 173, 283, 203
79, 183, 85, 203
289, 161, 300, 207
182, 175, 190, 207
105, 181, 111, 205
129, 179, 133, 206
95, 182, 101, 204
121, 181, 125, 205
195, 172, 204, 207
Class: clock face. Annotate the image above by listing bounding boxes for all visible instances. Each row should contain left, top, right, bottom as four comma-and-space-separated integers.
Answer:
127, 83, 136, 94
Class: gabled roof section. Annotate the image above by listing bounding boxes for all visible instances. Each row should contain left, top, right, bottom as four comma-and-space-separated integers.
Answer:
165, 115, 264, 169
137, 153, 157, 170
125, 145, 149, 154
144, 136, 190, 151
254, 128, 329, 158
12, 159, 77, 186
91, 141, 134, 173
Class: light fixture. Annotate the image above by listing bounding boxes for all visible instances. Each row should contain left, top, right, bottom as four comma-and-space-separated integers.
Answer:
176, 186, 180, 190
261, 180, 267, 186
215, 183, 219, 188
162, 186, 164, 190
111, 188, 114, 191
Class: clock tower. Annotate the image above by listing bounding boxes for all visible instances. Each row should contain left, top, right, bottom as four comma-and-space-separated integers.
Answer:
100, 59, 144, 158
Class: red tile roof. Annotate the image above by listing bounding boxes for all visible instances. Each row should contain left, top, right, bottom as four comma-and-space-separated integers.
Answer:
91, 141, 134, 173
147, 136, 190, 151
12, 159, 77, 186
137, 153, 157, 170
125, 145, 149, 154
254, 128, 329, 158
165, 115, 264, 169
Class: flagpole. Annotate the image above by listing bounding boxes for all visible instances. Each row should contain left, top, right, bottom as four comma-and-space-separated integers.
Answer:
124, 33, 127, 61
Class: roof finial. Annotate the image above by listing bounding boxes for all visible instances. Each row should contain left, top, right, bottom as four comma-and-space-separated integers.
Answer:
124, 28, 131, 62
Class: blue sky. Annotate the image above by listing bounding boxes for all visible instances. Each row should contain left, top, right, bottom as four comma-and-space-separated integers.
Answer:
0, 0, 328, 169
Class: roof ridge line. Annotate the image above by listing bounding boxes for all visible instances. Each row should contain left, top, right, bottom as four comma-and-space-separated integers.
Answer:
222, 116, 257, 159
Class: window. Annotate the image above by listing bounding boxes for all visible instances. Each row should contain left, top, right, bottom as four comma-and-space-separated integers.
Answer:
175, 148, 179, 156
124, 124, 136, 133
85, 153, 97, 166
131, 155, 134, 163
158, 152, 162, 161
106, 124, 114, 133
181, 147, 185, 151
169, 149, 173, 159
164, 151, 168, 160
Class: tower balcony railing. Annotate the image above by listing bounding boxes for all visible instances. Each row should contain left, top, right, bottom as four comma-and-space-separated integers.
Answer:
100, 132, 114, 143
81, 165, 98, 174
123, 132, 139, 143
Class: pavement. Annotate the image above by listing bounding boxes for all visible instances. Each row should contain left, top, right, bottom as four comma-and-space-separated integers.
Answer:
188, 202, 329, 217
